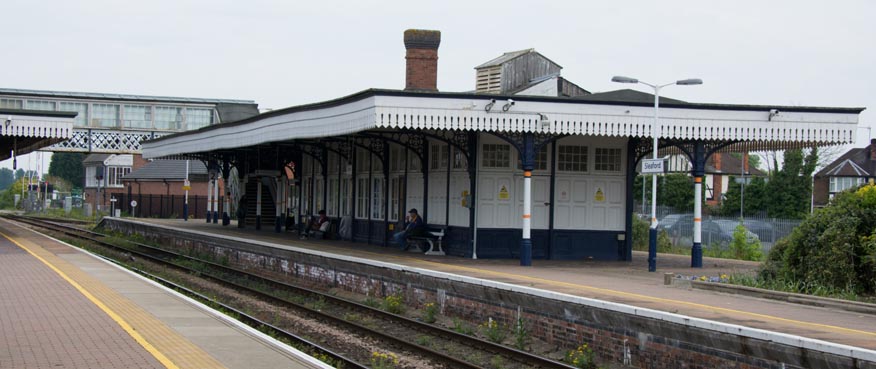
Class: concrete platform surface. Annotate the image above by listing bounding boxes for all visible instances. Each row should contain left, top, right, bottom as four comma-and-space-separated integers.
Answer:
0, 218, 331, 369
143, 218, 876, 351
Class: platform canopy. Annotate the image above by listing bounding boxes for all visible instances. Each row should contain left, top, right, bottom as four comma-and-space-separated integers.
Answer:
0, 109, 75, 161
142, 89, 863, 159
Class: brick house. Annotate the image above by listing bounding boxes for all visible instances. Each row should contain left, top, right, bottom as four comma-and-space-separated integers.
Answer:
813, 138, 876, 207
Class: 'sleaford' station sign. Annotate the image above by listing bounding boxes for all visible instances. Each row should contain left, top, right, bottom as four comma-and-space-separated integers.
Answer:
641, 158, 665, 174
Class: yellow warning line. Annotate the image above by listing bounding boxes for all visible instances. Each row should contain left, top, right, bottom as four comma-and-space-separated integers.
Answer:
0, 230, 181, 369
397, 255, 876, 338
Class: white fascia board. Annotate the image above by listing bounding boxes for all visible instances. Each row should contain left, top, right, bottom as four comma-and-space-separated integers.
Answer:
374, 95, 859, 144
143, 96, 378, 158
1, 114, 74, 139
104, 154, 133, 166
145, 93, 860, 159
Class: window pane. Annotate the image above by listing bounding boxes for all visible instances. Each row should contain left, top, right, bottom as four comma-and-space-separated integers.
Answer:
154, 107, 182, 130
92, 104, 119, 127
59, 102, 88, 126
0, 99, 23, 109
185, 108, 213, 130
482, 144, 510, 168
595, 148, 622, 172
123, 105, 152, 129
26, 100, 56, 111
558, 145, 588, 172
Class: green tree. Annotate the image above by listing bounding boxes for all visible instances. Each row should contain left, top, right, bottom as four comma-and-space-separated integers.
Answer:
764, 148, 817, 219
0, 179, 25, 209
719, 176, 768, 217
0, 168, 14, 190
48, 152, 85, 190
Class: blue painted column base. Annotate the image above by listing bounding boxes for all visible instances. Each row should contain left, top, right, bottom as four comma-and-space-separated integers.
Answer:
183, 204, 188, 221
275, 216, 282, 233
691, 242, 703, 268
222, 212, 230, 226
237, 215, 245, 228
255, 215, 261, 230
520, 239, 532, 266
206, 212, 212, 223
212, 211, 219, 224
648, 228, 658, 272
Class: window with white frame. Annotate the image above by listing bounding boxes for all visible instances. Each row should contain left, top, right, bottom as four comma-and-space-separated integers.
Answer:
92, 104, 119, 127
594, 147, 622, 172
452, 147, 468, 170
186, 108, 213, 130
356, 177, 369, 218
390, 177, 402, 221
0, 98, 23, 109
341, 178, 351, 216
154, 106, 182, 130
124, 105, 152, 129
327, 178, 338, 216
315, 178, 324, 213
302, 178, 312, 215
482, 144, 511, 168
26, 100, 56, 111
107, 167, 132, 187
557, 145, 588, 172
430, 143, 449, 170
85, 166, 97, 187
371, 177, 384, 219
517, 145, 548, 171
829, 177, 866, 193
59, 102, 88, 126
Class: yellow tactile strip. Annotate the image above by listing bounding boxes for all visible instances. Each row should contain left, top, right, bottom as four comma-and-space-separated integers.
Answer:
0, 228, 226, 369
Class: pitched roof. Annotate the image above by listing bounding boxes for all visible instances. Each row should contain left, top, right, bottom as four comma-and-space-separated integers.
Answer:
816, 140, 876, 178
707, 154, 766, 177
474, 49, 562, 69
83, 154, 111, 164
575, 89, 687, 105
123, 160, 207, 180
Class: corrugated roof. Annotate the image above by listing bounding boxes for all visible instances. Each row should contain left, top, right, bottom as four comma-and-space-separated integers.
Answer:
474, 49, 563, 70
123, 160, 207, 180
0, 88, 255, 105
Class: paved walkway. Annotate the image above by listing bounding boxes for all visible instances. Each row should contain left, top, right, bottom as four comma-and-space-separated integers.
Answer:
0, 218, 330, 369
145, 218, 876, 351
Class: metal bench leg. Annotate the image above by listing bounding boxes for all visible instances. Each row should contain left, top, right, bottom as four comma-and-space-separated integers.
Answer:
424, 239, 445, 256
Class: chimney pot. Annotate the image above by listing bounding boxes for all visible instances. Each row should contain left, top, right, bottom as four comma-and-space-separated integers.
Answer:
404, 29, 441, 91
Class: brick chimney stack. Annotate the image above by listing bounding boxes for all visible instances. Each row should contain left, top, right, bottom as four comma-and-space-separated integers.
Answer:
404, 29, 441, 91
871, 138, 876, 161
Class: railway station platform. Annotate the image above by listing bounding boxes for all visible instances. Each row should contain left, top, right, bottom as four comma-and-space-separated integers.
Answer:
134, 218, 876, 353
0, 218, 332, 369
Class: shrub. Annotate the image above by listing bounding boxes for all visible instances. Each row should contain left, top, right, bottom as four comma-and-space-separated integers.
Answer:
729, 224, 763, 261
759, 184, 876, 296
422, 302, 438, 323
566, 343, 598, 369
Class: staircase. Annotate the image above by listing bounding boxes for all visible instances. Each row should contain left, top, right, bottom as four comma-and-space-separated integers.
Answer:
244, 179, 276, 229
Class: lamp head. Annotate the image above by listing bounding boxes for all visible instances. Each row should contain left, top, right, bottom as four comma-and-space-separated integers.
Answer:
676, 78, 703, 86
611, 76, 638, 84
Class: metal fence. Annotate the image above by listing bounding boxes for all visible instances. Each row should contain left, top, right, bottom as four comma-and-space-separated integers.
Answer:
635, 208, 803, 252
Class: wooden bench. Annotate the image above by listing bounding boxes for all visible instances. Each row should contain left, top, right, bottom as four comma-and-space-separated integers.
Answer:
407, 227, 445, 255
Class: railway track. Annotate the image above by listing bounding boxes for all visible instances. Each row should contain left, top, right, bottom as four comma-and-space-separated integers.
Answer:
8, 215, 576, 369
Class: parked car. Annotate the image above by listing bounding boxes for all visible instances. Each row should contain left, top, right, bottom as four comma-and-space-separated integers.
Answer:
659, 214, 689, 236
702, 220, 759, 247
741, 219, 775, 243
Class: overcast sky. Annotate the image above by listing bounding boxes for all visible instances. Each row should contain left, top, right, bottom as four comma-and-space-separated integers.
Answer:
4, 0, 874, 172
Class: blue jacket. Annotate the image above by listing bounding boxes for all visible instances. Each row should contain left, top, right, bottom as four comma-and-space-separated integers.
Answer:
404, 215, 424, 234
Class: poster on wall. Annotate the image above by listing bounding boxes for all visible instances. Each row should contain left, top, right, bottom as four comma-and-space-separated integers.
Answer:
594, 187, 605, 202
498, 185, 510, 200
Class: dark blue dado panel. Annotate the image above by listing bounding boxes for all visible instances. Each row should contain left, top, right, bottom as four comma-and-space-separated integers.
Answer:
550, 230, 624, 260
474, 229, 549, 259
443, 226, 472, 257
352, 219, 370, 243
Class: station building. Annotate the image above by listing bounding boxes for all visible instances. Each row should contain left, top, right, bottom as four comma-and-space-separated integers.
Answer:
142, 30, 863, 265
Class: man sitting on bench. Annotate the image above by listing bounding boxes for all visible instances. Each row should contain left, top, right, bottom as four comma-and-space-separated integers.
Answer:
300, 209, 329, 240
393, 208, 424, 251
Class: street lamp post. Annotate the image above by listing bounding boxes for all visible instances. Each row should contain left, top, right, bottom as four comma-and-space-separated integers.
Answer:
612, 76, 702, 272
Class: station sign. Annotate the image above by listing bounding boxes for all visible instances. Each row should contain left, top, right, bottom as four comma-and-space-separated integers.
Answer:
641, 159, 665, 174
